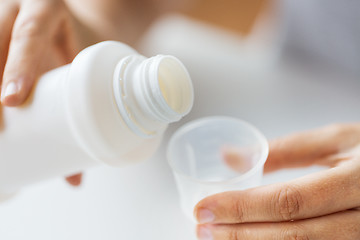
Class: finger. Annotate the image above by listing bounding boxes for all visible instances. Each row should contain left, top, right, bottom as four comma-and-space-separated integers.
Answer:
0, 2, 19, 83
194, 160, 360, 224
1, 0, 59, 106
221, 146, 253, 173
264, 124, 359, 173
65, 173, 82, 187
197, 209, 360, 240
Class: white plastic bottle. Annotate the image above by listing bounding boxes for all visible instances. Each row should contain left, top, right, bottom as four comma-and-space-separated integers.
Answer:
0, 41, 194, 199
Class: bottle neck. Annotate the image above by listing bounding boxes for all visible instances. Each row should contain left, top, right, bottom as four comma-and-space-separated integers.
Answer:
113, 54, 194, 138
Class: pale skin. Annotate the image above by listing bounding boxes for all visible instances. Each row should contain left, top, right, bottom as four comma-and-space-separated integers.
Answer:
195, 123, 360, 240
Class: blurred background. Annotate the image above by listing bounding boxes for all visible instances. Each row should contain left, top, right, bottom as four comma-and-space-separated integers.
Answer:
0, 0, 359, 239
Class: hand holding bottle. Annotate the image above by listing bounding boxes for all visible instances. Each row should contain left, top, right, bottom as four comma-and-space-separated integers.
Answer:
0, 0, 90, 105
0, 0, 96, 186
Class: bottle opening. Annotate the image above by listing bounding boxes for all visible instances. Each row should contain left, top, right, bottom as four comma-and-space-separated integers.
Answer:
156, 56, 194, 117
113, 54, 194, 138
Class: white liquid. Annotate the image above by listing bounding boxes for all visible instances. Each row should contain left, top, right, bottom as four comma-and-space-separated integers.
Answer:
158, 58, 193, 114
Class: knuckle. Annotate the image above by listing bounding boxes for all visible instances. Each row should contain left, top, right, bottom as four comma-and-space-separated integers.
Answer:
273, 186, 303, 221
13, 17, 43, 40
231, 197, 245, 223
13, 1, 59, 40
228, 229, 240, 240
282, 225, 309, 240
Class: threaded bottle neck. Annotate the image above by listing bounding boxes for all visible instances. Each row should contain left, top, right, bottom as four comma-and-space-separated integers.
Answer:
113, 54, 194, 137
135, 55, 194, 122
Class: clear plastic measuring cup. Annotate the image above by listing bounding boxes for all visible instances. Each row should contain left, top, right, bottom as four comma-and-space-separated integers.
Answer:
167, 116, 269, 219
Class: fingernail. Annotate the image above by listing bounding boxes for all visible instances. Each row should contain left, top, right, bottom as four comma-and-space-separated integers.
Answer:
198, 226, 213, 240
66, 174, 82, 187
1, 82, 18, 100
197, 209, 215, 223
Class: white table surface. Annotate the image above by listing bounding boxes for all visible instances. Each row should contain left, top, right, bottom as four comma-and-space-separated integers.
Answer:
0, 15, 359, 240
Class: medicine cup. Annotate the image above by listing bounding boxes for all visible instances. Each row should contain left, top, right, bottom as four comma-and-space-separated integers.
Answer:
167, 116, 269, 220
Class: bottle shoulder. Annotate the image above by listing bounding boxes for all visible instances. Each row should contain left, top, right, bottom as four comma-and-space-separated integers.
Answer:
65, 41, 148, 166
